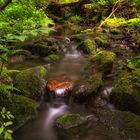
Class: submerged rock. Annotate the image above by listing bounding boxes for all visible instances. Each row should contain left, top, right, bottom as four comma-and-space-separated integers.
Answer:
14, 66, 47, 101
111, 68, 140, 114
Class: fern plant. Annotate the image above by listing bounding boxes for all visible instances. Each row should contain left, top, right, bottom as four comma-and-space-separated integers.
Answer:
0, 107, 14, 140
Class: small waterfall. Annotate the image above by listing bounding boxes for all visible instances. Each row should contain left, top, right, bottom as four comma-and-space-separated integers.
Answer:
65, 45, 81, 59
43, 101, 68, 140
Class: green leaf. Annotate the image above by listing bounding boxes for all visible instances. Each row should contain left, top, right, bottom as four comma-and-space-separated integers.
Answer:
9, 114, 14, 119
0, 53, 8, 62
2, 107, 6, 114
38, 27, 55, 34
0, 45, 9, 52
7, 129, 13, 134
0, 126, 4, 135
4, 121, 13, 127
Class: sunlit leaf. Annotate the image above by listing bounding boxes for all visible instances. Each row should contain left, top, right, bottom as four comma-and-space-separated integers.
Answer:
0, 126, 4, 135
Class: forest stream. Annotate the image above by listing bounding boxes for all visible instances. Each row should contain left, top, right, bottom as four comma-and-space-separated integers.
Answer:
1, 1, 140, 140
12, 43, 89, 140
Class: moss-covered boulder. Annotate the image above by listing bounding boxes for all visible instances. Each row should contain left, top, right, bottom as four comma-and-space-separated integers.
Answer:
14, 66, 47, 101
77, 39, 96, 54
55, 114, 85, 129
90, 50, 116, 74
0, 94, 38, 127
55, 109, 140, 140
96, 109, 140, 139
73, 73, 103, 102
95, 36, 110, 48
111, 68, 140, 114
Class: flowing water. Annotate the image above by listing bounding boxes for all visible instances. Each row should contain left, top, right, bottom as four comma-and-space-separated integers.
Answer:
13, 43, 88, 140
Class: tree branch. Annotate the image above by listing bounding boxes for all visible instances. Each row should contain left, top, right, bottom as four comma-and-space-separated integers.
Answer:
98, 0, 121, 29
0, 0, 12, 11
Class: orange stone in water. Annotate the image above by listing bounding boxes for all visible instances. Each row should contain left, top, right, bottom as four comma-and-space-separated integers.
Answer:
47, 80, 72, 92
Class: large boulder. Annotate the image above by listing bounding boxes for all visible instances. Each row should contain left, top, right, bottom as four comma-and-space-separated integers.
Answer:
14, 66, 47, 101
95, 109, 140, 139
72, 50, 116, 102
111, 68, 140, 114
72, 73, 103, 102
0, 94, 38, 128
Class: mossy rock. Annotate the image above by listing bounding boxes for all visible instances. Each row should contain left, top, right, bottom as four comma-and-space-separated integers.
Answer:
94, 36, 110, 48
87, 72, 103, 92
55, 114, 85, 129
96, 109, 140, 139
14, 66, 47, 101
43, 54, 60, 62
1, 94, 38, 126
111, 69, 140, 114
72, 72, 103, 102
77, 39, 97, 54
22, 43, 57, 57
90, 50, 116, 74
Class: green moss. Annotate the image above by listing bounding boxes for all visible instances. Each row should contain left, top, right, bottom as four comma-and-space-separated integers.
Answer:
95, 36, 110, 48
127, 55, 140, 69
82, 28, 93, 34
91, 50, 116, 63
69, 15, 83, 24
90, 50, 116, 74
96, 109, 140, 138
15, 66, 47, 100
87, 73, 103, 91
105, 17, 127, 28
44, 54, 60, 62
111, 69, 140, 114
78, 39, 97, 54
56, 114, 84, 129
119, 112, 140, 134
3, 94, 38, 125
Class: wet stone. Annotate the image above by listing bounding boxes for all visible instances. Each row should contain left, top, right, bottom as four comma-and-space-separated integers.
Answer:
47, 80, 73, 97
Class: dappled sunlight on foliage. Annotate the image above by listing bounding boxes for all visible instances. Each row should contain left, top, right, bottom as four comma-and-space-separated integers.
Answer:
0, 0, 54, 35
104, 17, 127, 27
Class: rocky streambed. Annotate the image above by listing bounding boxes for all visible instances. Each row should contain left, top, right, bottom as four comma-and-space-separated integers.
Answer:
4, 22, 140, 140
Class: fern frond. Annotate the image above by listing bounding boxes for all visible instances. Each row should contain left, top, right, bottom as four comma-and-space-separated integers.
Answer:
0, 83, 18, 94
